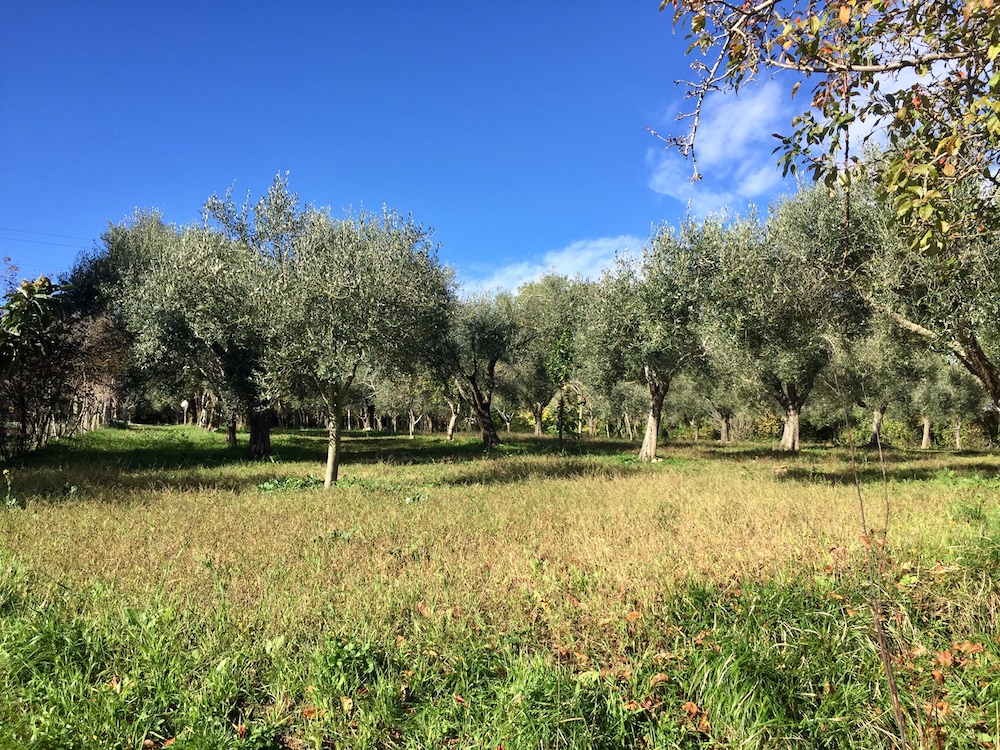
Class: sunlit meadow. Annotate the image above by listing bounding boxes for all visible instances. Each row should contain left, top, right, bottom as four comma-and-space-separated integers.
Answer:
1, 426, 998, 748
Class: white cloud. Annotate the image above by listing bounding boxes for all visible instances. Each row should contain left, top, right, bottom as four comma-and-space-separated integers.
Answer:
458, 235, 643, 293
647, 79, 797, 215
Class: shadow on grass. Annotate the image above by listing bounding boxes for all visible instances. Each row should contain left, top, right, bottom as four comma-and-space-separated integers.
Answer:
13, 425, 649, 500
15, 425, 1000, 501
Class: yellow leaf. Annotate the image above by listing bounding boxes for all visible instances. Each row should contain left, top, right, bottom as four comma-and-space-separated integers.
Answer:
839, 4, 851, 23
942, 161, 956, 177
340, 696, 354, 716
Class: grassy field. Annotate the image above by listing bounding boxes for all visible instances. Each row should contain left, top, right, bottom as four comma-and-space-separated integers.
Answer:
1, 425, 998, 749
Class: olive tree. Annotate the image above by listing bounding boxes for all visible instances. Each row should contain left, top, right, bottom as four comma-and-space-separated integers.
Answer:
266, 207, 452, 486
584, 225, 705, 461
106, 210, 276, 457
510, 274, 586, 437
702, 188, 872, 451
865, 189, 1000, 413
442, 294, 521, 448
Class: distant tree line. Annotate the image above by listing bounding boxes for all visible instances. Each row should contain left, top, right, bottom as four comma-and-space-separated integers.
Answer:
3, 165, 998, 474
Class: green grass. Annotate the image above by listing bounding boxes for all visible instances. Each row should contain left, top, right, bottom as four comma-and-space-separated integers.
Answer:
1, 425, 999, 748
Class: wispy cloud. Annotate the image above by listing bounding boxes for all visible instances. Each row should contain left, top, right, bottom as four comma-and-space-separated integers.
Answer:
647, 80, 797, 216
458, 235, 643, 293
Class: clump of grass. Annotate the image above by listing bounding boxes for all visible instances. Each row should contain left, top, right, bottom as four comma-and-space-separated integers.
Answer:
257, 475, 324, 493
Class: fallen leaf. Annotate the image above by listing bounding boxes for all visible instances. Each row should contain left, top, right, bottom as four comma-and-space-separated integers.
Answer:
954, 641, 985, 654
454, 694, 467, 706
650, 672, 670, 689
936, 650, 954, 667
340, 696, 354, 716
163, 741, 175, 749
932, 669, 944, 684
682, 700, 700, 718
626, 610, 642, 623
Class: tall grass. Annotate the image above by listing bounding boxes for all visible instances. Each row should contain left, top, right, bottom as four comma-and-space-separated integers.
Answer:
1, 425, 998, 748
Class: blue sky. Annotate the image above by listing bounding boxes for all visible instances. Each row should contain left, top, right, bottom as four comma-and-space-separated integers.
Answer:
1, 2, 797, 291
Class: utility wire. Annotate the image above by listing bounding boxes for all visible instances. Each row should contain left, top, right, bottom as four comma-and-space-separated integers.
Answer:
0, 227, 94, 241
0, 235, 90, 249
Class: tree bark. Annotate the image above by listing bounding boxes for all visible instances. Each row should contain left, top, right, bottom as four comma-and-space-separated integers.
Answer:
921, 417, 932, 449
322, 376, 354, 487
714, 405, 733, 443
868, 404, 888, 448
638, 371, 669, 461
226, 414, 238, 447
954, 421, 963, 450
623, 411, 635, 441
771, 379, 810, 452
324, 396, 345, 488
457, 377, 501, 448
532, 405, 544, 437
470, 392, 501, 447
246, 409, 273, 460
778, 405, 801, 452
446, 399, 460, 442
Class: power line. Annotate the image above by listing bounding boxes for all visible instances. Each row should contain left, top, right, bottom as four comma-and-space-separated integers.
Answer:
0, 227, 94, 241
0, 235, 89, 249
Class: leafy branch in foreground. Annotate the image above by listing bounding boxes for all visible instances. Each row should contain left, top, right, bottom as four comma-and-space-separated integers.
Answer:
661, 0, 1000, 253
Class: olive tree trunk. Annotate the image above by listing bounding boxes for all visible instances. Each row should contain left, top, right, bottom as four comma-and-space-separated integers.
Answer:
324, 397, 344, 488
772, 379, 811, 453
246, 409, 273, 460
777, 405, 801, 452
445, 398, 460, 442
868, 404, 888, 448
532, 405, 545, 437
457, 377, 501, 448
322, 376, 354, 488
638, 371, 669, 461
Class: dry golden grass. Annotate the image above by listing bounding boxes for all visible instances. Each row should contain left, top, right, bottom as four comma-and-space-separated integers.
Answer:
3, 426, 990, 657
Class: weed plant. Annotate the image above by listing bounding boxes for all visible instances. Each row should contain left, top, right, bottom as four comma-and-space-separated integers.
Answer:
1, 426, 998, 748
